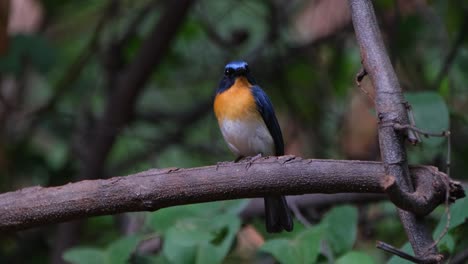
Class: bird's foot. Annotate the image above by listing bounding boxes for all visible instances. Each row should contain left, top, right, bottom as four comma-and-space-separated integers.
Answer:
243, 154, 262, 169
216, 161, 231, 171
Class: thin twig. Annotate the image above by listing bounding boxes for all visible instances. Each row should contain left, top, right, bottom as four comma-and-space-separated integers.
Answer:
425, 175, 451, 254
390, 121, 453, 252
320, 240, 335, 264
446, 132, 451, 178
404, 102, 422, 144
391, 123, 450, 138
288, 198, 312, 227
376, 241, 423, 264
425, 132, 453, 253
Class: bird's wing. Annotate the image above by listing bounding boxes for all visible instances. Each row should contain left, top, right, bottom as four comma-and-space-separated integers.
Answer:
251, 85, 284, 156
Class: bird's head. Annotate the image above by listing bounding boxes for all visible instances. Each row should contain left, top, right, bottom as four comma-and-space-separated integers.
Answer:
217, 60, 256, 94
224, 61, 250, 77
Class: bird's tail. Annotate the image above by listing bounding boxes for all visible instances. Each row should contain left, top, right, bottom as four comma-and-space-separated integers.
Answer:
264, 195, 293, 233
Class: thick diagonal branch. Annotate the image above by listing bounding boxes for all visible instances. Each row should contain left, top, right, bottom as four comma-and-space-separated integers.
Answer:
0, 157, 463, 233
348, 0, 442, 262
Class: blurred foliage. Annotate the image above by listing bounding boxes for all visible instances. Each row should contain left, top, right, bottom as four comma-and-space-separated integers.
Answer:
0, 0, 467, 263
63, 235, 142, 264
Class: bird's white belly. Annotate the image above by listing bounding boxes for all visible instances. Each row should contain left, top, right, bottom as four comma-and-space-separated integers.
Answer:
219, 119, 275, 157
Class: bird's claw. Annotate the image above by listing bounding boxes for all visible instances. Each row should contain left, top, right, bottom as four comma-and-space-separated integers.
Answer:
244, 154, 263, 169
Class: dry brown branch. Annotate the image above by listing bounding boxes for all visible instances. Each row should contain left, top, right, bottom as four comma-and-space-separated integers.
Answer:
348, 0, 450, 262
0, 156, 463, 233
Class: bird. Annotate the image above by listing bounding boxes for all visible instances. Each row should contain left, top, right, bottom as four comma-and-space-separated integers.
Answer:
213, 60, 293, 233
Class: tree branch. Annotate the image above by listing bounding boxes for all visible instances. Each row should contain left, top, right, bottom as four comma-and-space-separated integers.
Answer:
0, 157, 463, 233
348, 0, 445, 262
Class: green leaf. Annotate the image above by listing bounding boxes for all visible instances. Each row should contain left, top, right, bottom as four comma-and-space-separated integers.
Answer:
404, 92, 449, 147
260, 226, 323, 264
148, 206, 200, 234
63, 248, 105, 264
322, 205, 358, 255
431, 196, 468, 255
106, 235, 140, 264
438, 233, 455, 253
261, 239, 294, 263
162, 214, 241, 264
336, 251, 375, 264
148, 200, 248, 234
198, 214, 241, 264
434, 196, 468, 235
63, 235, 142, 264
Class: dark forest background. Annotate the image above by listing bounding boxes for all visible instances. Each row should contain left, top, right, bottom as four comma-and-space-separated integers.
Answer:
0, 0, 467, 263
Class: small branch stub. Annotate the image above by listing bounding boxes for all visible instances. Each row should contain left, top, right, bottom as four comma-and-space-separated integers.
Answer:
382, 169, 464, 216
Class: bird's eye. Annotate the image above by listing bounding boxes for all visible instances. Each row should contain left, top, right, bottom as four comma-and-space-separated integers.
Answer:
224, 68, 234, 76
244, 65, 249, 72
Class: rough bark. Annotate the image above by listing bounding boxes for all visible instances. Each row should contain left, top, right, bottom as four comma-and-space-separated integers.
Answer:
348, 0, 447, 262
0, 156, 463, 232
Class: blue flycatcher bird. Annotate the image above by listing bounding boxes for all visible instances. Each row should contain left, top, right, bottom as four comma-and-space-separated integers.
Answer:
213, 60, 293, 233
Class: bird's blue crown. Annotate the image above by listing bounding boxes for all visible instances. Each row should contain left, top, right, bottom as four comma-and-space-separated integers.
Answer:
225, 61, 249, 71
217, 60, 256, 94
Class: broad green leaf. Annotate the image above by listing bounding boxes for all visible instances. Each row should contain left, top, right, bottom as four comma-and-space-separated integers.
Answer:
106, 235, 141, 264
322, 205, 358, 255
63, 248, 105, 264
148, 200, 248, 234
63, 235, 141, 264
162, 214, 241, 264
336, 251, 376, 264
261, 239, 294, 263
438, 233, 455, 253
148, 206, 200, 234
202, 215, 242, 264
434, 196, 468, 235
163, 228, 199, 264
260, 226, 323, 264
404, 92, 449, 147
195, 219, 240, 264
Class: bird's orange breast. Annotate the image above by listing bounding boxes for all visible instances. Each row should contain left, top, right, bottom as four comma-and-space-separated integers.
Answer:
214, 77, 260, 121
